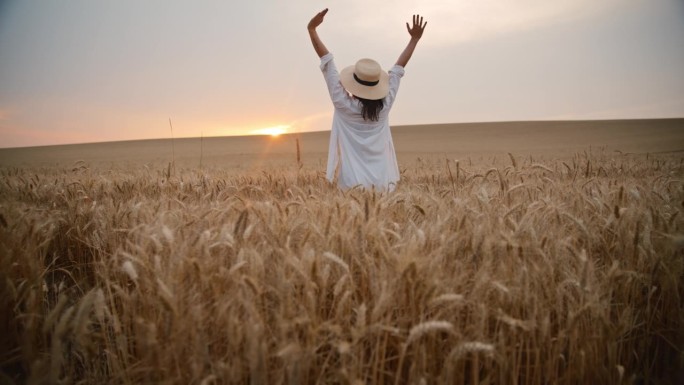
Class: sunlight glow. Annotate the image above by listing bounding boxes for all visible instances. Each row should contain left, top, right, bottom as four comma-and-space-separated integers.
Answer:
250, 125, 290, 137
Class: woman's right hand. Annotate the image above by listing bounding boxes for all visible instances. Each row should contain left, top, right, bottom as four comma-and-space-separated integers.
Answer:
396, 14, 427, 67
308, 8, 329, 30
406, 14, 427, 40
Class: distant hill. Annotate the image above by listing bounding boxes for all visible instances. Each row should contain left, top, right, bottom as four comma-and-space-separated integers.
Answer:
1, 119, 682, 168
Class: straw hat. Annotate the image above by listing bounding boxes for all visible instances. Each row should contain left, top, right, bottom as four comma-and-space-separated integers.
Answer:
340, 58, 389, 101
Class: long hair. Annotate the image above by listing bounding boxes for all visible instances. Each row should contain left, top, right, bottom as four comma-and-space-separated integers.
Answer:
355, 96, 384, 122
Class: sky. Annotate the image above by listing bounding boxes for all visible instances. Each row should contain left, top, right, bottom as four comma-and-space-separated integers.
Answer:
0, 0, 683, 148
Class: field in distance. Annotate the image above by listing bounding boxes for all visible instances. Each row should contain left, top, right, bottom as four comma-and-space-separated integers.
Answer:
0, 118, 682, 169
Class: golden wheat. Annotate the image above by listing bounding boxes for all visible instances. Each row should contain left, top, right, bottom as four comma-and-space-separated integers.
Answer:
0, 150, 682, 384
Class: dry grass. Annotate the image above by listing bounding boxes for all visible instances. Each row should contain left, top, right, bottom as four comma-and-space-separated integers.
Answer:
1, 149, 683, 384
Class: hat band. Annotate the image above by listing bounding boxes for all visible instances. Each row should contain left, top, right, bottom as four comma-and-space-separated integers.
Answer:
354, 73, 379, 87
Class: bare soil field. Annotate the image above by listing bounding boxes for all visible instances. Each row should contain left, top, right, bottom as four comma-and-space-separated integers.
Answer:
1, 119, 683, 384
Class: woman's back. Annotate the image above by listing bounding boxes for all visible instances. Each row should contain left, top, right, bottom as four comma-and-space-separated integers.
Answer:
307, 9, 426, 191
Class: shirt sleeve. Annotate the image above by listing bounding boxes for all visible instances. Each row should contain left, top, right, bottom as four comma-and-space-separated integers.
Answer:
385, 64, 405, 109
320, 53, 350, 108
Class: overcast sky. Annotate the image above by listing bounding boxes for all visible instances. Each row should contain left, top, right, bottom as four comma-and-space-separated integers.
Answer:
1, 0, 683, 147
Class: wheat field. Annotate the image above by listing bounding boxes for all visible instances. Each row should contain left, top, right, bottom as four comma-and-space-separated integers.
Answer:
1, 122, 684, 384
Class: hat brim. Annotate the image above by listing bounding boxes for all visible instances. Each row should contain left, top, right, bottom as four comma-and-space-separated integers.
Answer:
339, 65, 390, 101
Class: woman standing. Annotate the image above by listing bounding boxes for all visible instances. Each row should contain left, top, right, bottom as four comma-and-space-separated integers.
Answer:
308, 9, 427, 191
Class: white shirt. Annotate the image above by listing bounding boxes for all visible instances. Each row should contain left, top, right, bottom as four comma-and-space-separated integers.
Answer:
320, 53, 405, 191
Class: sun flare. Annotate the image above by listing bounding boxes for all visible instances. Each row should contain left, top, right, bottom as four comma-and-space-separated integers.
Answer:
251, 125, 289, 137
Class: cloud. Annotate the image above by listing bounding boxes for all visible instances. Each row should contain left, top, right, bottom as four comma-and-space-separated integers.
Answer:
0, 124, 93, 148
326, 0, 626, 46
0, 107, 12, 121
542, 97, 684, 121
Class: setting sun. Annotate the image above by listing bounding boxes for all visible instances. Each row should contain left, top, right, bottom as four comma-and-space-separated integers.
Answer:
250, 125, 290, 137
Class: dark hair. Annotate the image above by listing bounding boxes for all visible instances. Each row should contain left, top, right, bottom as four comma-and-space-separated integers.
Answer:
355, 96, 384, 122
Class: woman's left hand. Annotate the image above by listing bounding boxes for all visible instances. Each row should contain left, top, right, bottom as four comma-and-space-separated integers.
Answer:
308, 8, 329, 30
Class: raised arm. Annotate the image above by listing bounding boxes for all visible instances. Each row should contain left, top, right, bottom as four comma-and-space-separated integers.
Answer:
308, 8, 330, 58
395, 14, 427, 67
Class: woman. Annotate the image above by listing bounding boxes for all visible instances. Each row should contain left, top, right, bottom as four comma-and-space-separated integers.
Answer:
308, 9, 427, 191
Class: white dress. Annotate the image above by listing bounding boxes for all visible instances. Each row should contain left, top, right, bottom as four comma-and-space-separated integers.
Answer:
320, 53, 404, 191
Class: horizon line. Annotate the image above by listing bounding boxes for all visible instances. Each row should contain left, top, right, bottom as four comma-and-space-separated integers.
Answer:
1, 116, 682, 150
